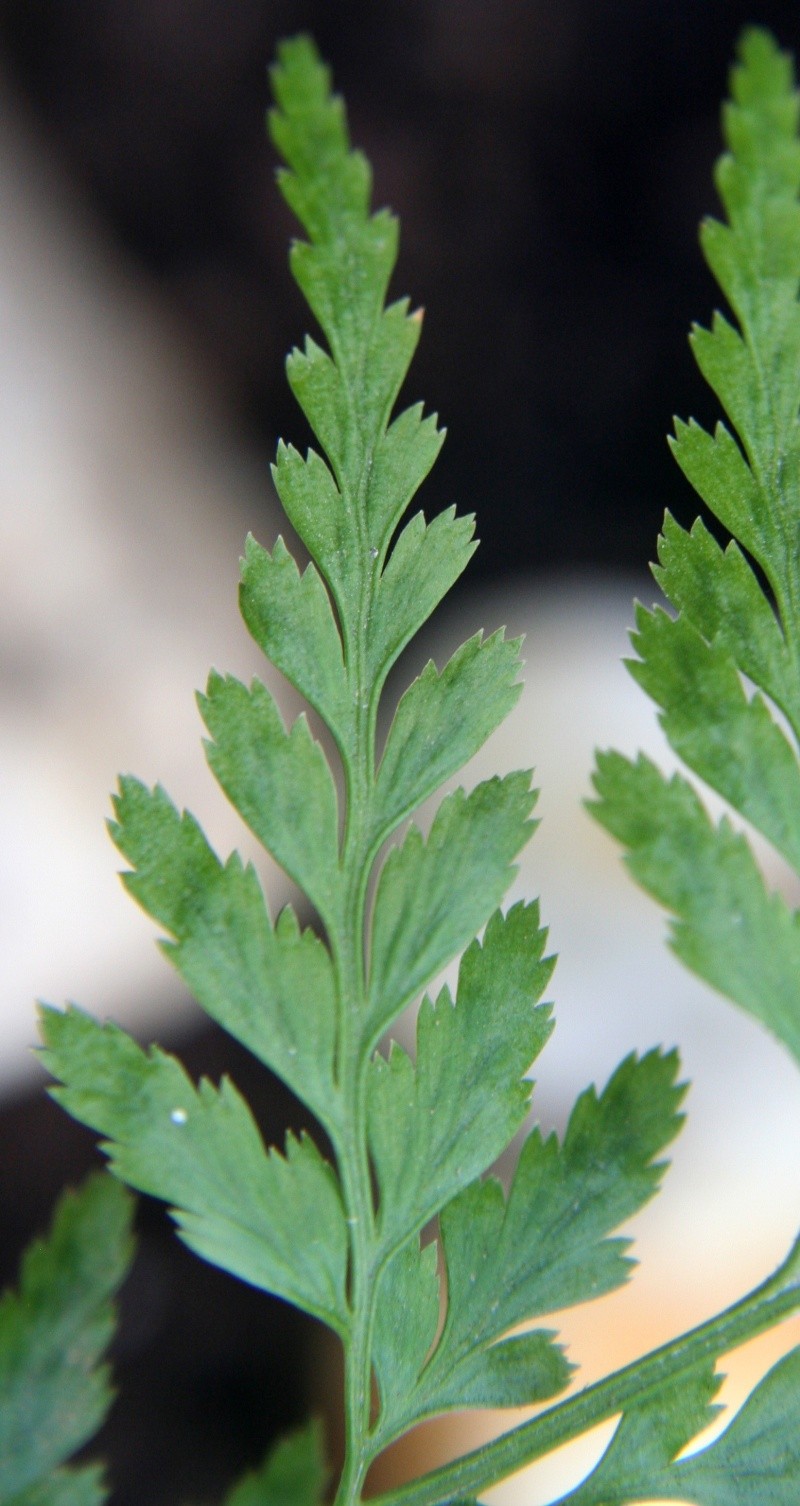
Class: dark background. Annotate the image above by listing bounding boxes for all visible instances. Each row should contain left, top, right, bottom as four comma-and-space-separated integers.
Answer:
6, 0, 800, 580
1, 3, 799, 1502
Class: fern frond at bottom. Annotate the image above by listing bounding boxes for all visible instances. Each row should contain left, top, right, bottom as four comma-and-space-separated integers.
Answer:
0, 1174, 135, 1506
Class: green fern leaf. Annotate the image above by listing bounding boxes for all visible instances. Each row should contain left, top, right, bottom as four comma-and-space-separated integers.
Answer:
0, 1174, 134, 1505
371, 1050, 682, 1445
373, 632, 524, 835
654, 513, 798, 724
590, 27, 800, 1064
628, 603, 800, 870
554, 1347, 800, 1505
270, 440, 353, 615
239, 534, 353, 757
419, 1331, 571, 1423
432, 1050, 683, 1354
39, 1008, 348, 1334
199, 673, 340, 930
9, 1470, 107, 1506
593, 752, 800, 1061
676, 1347, 800, 1504
364, 401, 446, 556
372, 1218, 567, 1449
371, 1238, 441, 1445
39, 28, 800, 1506
366, 508, 477, 690
220, 1421, 328, 1506
550, 1363, 722, 1505
366, 774, 536, 1041
110, 778, 338, 1130
367, 903, 553, 1249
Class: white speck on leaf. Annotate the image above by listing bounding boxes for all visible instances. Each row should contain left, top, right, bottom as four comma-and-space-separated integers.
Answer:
170, 1108, 188, 1125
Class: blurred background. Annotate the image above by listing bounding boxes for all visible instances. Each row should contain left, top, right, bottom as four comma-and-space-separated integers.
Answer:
1, 2, 799, 1502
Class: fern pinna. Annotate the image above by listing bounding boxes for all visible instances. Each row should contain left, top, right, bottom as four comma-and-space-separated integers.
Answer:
38, 30, 799, 1506
591, 28, 800, 1072
0, 1175, 134, 1506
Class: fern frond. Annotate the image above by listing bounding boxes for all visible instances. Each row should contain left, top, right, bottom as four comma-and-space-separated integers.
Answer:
591, 27, 800, 1065
38, 28, 800, 1506
0, 1175, 134, 1506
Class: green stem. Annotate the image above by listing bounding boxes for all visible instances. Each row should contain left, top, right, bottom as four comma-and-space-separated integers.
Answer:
332, 808, 373, 1504
371, 1233, 800, 1506
332, 532, 384, 1506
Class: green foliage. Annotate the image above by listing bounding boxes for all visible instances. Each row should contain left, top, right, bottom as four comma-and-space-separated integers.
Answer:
590, 26, 800, 1068
366, 774, 536, 1041
35, 25, 800, 1506
108, 777, 338, 1132
372, 1048, 684, 1449
220, 1422, 328, 1506
0, 1174, 134, 1506
593, 752, 800, 1060
367, 903, 554, 1249
553, 1347, 800, 1505
40, 1005, 349, 1335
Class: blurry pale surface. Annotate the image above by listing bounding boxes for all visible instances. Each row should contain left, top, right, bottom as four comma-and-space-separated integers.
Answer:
0, 74, 287, 1090
0, 78, 798, 1504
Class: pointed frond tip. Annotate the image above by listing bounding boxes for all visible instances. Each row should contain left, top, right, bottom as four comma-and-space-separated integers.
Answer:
732, 26, 796, 104
269, 32, 373, 246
